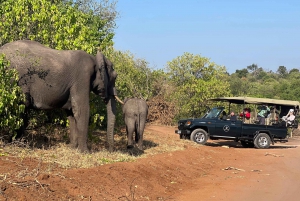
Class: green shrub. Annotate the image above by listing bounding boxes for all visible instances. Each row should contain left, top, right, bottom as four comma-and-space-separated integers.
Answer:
0, 54, 25, 134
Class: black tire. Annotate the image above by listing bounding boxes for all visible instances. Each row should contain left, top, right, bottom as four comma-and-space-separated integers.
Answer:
240, 140, 254, 148
254, 133, 271, 149
190, 129, 208, 144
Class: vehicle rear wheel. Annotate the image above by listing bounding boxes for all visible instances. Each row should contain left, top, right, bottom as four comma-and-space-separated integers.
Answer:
254, 133, 271, 149
240, 140, 254, 148
190, 129, 208, 144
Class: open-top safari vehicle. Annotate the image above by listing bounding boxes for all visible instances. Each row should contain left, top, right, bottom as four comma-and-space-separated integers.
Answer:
175, 97, 299, 149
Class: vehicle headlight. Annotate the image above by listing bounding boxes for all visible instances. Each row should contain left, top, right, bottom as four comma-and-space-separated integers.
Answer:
185, 121, 192, 126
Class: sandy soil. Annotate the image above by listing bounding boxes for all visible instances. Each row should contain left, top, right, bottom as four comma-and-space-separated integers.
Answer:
1, 125, 300, 201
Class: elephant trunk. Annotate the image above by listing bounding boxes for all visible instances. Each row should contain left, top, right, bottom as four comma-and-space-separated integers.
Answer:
106, 95, 116, 152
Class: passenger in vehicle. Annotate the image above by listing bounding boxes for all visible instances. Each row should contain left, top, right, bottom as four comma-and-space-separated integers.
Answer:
220, 111, 227, 120
282, 109, 295, 126
267, 106, 280, 124
279, 106, 293, 119
240, 108, 251, 119
230, 111, 237, 121
257, 105, 270, 125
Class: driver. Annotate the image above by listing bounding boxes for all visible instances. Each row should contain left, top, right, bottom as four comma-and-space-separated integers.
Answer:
230, 111, 237, 121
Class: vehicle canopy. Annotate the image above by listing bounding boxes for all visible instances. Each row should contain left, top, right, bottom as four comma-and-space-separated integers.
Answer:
208, 97, 300, 107
208, 96, 300, 119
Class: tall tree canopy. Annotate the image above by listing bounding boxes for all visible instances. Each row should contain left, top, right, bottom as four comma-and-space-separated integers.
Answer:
167, 52, 231, 118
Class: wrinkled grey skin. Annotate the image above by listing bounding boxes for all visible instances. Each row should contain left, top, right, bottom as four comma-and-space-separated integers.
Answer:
0, 40, 118, 152
122, 98, 148, 149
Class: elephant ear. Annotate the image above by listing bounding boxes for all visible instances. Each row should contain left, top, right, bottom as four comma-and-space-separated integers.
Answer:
95, 51, 108, 99
95, 51, 118, 99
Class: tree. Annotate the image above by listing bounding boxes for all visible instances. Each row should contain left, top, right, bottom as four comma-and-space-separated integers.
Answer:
72, 0, 117, 33
289, 68, 299, 74
0, 0, 117, 53
228, 74, 249, 96
247, 64, 258, 74
167, 52, 231, 119
235, 68, 248, 78
104, 49, 152, 100
276, 66, 288, 78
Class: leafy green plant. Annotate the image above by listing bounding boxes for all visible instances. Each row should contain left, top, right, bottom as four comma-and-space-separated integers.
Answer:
0, 54, 25, 134
166, 52, 231, 119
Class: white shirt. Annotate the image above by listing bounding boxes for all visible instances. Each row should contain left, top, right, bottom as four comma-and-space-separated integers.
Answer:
287, 115, 295, 121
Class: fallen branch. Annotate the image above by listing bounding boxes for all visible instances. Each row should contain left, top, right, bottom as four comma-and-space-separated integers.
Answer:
222, 167, 245, 171
265, 153, 284, 157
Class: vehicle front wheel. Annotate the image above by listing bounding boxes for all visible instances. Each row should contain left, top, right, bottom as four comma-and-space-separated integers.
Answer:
254, 133, 271, 149
190, 129, 208, 145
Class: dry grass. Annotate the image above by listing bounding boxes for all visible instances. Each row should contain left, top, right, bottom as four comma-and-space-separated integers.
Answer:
0, 127, 197, 169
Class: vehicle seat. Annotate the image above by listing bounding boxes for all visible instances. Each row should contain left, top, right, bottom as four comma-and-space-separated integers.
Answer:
269, 112, 277, 125
244, 118, 250, 124
251, 111, 259, 124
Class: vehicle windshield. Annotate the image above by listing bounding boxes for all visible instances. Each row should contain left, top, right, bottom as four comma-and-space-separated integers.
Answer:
204, 107, 223, 119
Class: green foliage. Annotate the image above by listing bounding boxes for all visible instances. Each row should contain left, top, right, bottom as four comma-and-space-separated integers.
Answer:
277, 66, 288, 78
105, 49, 152, 100
166, 52, 231, 119
235, 68, 248, 78
228, 64, 300, 103
89, 93, 106, 131
0, 55, 25, 133
0, 0, 117, 53
150, 69, 171, 97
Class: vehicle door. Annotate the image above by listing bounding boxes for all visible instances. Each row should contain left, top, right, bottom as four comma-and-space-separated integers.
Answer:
213, 118, 242, 138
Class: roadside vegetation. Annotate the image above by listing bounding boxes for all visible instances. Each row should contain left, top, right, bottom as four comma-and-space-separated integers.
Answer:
0, 0, 300, 166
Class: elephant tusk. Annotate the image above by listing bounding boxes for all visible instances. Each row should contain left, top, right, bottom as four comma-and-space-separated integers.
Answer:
115, 95, 124, 105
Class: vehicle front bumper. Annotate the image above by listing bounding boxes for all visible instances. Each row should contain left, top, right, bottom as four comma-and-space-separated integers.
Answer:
175, 130, 191, 135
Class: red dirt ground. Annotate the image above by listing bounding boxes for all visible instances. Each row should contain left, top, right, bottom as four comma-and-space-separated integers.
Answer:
1, 125, 300, 201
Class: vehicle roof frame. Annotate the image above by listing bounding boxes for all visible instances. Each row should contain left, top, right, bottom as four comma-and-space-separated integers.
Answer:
208, 97, 300, 107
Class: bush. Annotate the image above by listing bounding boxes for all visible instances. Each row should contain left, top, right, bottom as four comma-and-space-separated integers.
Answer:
0, 54, 25, 135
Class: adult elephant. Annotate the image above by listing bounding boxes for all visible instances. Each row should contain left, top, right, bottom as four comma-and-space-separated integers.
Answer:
0, 40, 123, 152
122, 98, 148, 150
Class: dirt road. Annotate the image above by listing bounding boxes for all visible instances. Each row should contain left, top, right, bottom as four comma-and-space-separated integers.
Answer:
1, 125, 300, 200
175, 136, 300, 201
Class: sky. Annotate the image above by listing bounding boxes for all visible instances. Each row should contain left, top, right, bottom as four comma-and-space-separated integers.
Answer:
113, 0, 300, 74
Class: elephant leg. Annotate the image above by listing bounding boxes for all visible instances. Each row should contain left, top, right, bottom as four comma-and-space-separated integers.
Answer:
125, 118, 135, 149
74, 109, 89, 152
70, 91, 90, 152
136, 120, 146, 150
67, 111, 78, 149
134, 123, 139, 143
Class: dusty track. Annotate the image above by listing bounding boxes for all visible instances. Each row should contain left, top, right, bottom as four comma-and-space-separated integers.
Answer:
1, 125, 300, 200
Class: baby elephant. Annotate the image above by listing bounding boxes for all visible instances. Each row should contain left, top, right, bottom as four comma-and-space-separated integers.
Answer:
122, 98, 148, 150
